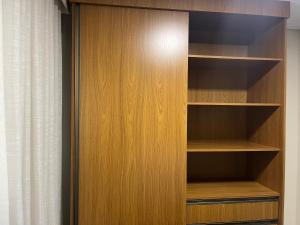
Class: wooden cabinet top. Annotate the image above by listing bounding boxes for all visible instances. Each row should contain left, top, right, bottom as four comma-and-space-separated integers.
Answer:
69, 0, 290, 18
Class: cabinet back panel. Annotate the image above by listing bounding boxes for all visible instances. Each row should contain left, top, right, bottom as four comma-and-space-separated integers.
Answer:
79, 5, 188, 225
247, 108, 281, 148
188, 66, 247, 103
247, 63, 282, 104
187, 152, 248, 181
247, 152, 282, 193
248, 20, 285, 58
189, 11, 282, 46
188, 106, 247, 140
189, 43, 248, 57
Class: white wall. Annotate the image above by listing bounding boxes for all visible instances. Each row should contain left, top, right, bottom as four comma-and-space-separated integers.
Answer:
285, 29, 300, 225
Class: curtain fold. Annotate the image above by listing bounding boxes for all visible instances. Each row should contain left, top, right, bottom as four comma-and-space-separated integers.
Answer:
0, 2, 10, 224
0, 0, 62, 225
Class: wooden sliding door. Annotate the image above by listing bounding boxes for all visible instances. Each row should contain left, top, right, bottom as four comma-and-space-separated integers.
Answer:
78, 5, 188, 225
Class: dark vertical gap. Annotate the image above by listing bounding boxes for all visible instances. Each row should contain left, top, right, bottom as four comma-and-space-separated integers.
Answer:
61, 12, 72, 225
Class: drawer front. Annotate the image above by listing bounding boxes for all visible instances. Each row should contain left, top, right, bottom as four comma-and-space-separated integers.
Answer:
187, 199, 278, 224
186, 221, 277, 225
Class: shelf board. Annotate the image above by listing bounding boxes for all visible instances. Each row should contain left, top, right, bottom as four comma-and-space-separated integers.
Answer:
187, 140, 280, 152
188, 54, 282, 62
187, 181, 280, 200
188, 102, 280, 107
188, 54, 282, 68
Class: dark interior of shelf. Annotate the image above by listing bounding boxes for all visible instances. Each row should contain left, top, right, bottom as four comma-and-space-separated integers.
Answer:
189, 12, 284, 59
187, 106, 280, 143
189, 11, 281, 45
187, 152, 279, 183
188, 60, 282, 104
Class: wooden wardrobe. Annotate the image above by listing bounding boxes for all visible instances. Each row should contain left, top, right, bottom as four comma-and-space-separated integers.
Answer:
70, 1, 290, 225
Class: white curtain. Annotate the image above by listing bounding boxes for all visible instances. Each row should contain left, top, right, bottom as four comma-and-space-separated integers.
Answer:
0, 0, 62, 225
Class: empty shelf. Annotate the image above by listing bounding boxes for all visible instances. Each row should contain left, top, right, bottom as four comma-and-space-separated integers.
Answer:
187, 140, 280, 152
188, 102, 280, 107
188, 54, 282, 68
187, 181, 280, 200
188, 54, 282, 62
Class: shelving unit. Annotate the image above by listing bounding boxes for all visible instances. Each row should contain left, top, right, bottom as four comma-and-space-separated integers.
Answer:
187, 9, 286, 225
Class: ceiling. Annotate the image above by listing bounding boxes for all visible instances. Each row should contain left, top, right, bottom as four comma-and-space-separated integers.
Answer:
287, 0, 300, 29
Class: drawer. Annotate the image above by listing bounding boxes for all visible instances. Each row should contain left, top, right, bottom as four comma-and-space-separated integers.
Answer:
186, 221, 277, 225
186, 197, 278, 224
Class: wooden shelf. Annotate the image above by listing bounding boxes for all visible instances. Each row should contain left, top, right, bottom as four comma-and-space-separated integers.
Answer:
187, 181, 280, 200
188, 54, 282, 68
187, 140, 280, 152
188, 54, 282, 62
188, 102, 280, 107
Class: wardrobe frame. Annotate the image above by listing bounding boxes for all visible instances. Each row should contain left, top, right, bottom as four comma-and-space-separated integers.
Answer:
69, 1, 290, 225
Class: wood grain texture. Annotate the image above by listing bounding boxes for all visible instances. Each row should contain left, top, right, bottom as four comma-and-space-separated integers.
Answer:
78, 5, 188, 225
189, 55, 282, 62
186, 200, 278, 224
278, 20, 287, 225
188, 102, 280, 107
187, 181, 279, 200
187, 140, 280, 152
188, 106, 247, 140
248, 20, 285, 59
189, 43, 248, 57
188, 58, 281, 104
247, 19, 286, 225
187, 152, 247, 181
188, 65, 248, 103
187, 13, 284, 105
247, 64, 282, 104
189, 12, 283, 45
247, 152, 284, 225
69, 0, 290, 18
185, 4, 287, 225
247, 108, 281, 149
